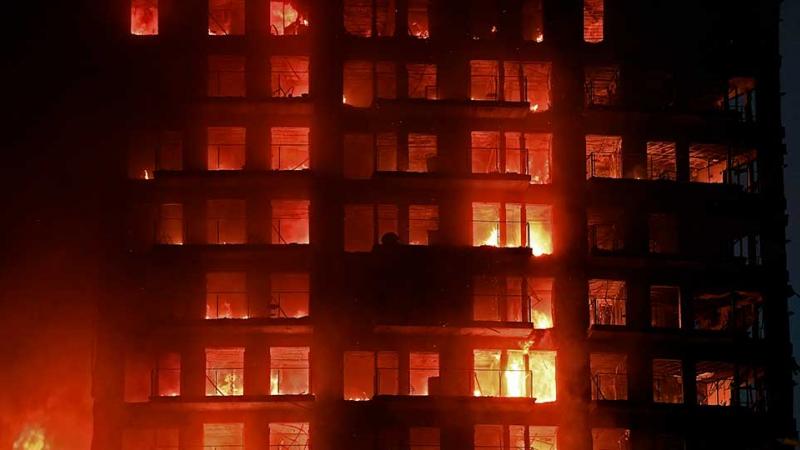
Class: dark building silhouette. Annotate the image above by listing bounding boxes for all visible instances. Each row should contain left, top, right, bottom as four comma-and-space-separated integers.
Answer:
94, 1, 794, 449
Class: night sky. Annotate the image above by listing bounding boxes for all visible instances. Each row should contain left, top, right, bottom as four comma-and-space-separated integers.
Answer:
781, 0, 800, 425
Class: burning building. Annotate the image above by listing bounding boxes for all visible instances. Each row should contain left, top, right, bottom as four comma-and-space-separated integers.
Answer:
98, 0, 793, 449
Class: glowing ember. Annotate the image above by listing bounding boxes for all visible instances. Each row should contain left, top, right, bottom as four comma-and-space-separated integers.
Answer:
532, 310, 553, 329
270, 1, 308, 35
14, 426, 50, 450
481, 227, 499, 246
131, 1, 158, 35
528, 222, 551, 256
143, 169, 151, 180
504, 357, 527, 397
535, 33, 544, 43
530, 103, 539, 112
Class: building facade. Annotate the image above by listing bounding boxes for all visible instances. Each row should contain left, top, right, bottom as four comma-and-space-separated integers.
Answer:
94, 0, 794, 449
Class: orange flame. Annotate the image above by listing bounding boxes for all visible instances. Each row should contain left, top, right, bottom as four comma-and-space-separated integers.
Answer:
131, 4, 158, 35
13, 426, 50, 450
528, 221, 552, 256
270, 1, 308, 35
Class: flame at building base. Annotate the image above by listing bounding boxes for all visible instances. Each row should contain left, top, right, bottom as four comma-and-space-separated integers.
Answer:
13, 426, 50, 450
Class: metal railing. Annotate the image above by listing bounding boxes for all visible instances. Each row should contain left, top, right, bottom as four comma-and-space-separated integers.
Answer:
150, 368, 181, 397
471, 147, 501, 173
591, 372, 628, 400
589, 297, 626, 326
697, 378, 732, 406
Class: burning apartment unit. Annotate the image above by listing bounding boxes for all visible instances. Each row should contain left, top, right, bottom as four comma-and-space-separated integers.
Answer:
103, 0, 791, 449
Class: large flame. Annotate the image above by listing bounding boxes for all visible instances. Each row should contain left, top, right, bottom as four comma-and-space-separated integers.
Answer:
270, 1, 308, 35
481, 227, 499, 246
528, 222, 552, 256
531, 309, 553, 329
529, 351, 556, 403
503, 357, 527, 398
13, 426, 50, 450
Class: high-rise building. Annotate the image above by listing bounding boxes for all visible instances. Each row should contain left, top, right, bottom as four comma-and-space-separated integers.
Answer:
97, 1, 793, 449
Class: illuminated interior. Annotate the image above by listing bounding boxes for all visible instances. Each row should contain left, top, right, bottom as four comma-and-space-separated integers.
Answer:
130, 0, 158, 35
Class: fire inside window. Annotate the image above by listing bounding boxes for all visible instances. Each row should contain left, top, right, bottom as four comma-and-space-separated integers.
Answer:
270, 347, 310, 395
473, 276, 554, 328
206, 272, 248, 319
474, 425, 557, 450
271, 56, 309, 98
269, 423, 310, 450
204, 423, 244, 450
472, 349, 556, 402
590, 353, 627, 401
157, 203, 184, 245
271, 200, 310, 244
208, 127, 246, 170
585, 66, 619, 107
471, 132, 551, 183
155, 352, 181, 397
206, 199, 247, 244
208, 55, 246, 97
270, 1, 309, 36
407, 64, 437, 99
471, 203, 553, 256
653, 359, 683, 404
585, 135, 622, 179
521, 0, 544, 42
343, 351, 440, 399
271, 127, 310, 170
588, 279, 626, 326
343, 60, 374, 106
647, 141, 677, 181
270, 273, 310, 318
583, 0, 604, 43
131, 0, 158, 35
122, 428, 178, 450
470, 60, 551, 111
407, 0, 429, 38
695, 361, 734, 406
693, 290, 764, 338
343, 0, 395, 37
208, 0, 245, 35
688, 143, 728, 183
205, 348, 245, 396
